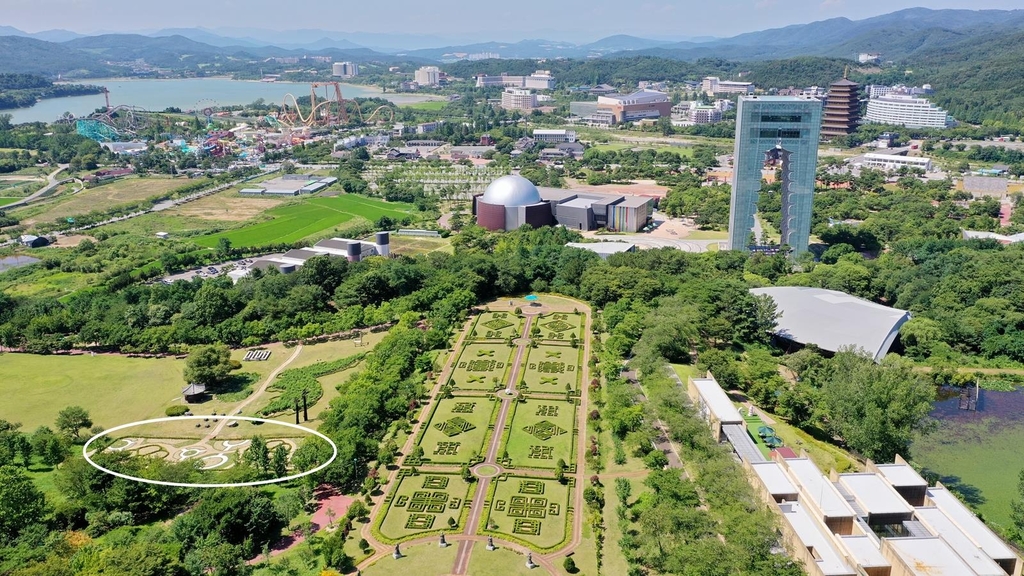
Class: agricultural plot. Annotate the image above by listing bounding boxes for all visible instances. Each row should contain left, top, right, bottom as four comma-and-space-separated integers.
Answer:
483, 476, 571, 551
0, 197, 20, 207
470, 311, 523, 341
18, 177, 186, 225
416, 397, 497, 465
377, 472, 473, 542
534, 312, 583, 344
450, 343, 515, 391
503, 399, 577, 470
520, 344, 581, 393
195, 195, 414, 248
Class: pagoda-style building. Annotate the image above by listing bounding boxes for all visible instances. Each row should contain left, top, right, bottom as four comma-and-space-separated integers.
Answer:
821, 76, 861, 138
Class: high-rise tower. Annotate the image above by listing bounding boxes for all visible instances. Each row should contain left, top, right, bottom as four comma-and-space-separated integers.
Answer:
821, 77, 861, 138
727, 96, 822, 255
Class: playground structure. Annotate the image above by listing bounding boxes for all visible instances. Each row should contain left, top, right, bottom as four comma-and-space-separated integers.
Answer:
278, 82, 395, 128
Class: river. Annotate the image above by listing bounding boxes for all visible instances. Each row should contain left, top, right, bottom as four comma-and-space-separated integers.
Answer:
5, 78, 439, 124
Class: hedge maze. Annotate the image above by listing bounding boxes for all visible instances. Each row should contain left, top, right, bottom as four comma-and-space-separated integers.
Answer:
484, 476, 571, 549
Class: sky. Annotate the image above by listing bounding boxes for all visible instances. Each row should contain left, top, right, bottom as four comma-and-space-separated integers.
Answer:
4, 0, 1023, 43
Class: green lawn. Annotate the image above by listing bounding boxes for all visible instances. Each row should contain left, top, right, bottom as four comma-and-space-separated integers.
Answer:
912, 417, 1024, 531
520, 344, 581, 393
362, 541, 458, 576
504, 399, 576, 470
402, 101, 448, 111
450, 343, 515, 391
470, 311, 523, 341
603, 477, 647, 576
376, 472, 472, 542
194, 195, 414, 248
0, 197, 20, 207
590, 143, 696, 156
685, 229, 728, 240
483, 476, 570, 551
416, 397, 497, 464
466, 545, 541, 576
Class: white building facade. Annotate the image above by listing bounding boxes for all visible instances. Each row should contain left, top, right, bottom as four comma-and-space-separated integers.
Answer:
864, 95, 951, 128
414, 66, 441, 86
501, 88, 537, 110
332, 62, 358, 78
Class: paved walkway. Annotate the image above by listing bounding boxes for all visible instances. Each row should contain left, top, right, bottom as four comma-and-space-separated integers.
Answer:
4, 164, 68, 209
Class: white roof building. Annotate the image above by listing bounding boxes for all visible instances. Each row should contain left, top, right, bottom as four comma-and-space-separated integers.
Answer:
749, 287, 911, 362
864, 95, 952, 128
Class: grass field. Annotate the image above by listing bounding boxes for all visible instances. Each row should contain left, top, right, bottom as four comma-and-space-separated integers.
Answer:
521, 345, 581, 393
0, 197, 20, 207
465, 545, 542, 576
17, 177, 187, 225
377, 472, 472, 541
504, 398, 576, 470
363, 542, 458, 576
194, 195, 415, 248
684, 229, 729, 240
590, 142, 696, 156
403, 101, 448, 111
450, 343, 515, 391
416, 397, 497, 464
483, 476, 570, 550
389, 235, 453, 256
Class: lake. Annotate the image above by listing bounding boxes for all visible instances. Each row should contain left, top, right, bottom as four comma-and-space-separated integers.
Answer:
5, 78, 437, 124
912, 385, 1024, 531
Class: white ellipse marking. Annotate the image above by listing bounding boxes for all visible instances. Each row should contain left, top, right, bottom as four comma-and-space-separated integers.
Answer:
200, 453, 230, 470
82, 415, 338, 488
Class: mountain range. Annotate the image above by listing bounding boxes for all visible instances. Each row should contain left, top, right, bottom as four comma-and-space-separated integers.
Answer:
3, 8, 1024, 77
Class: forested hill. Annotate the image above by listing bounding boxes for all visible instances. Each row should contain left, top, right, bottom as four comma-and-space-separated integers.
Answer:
0, 73, 105, 111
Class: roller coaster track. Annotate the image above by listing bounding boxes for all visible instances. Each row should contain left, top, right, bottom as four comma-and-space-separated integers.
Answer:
277, 82, 394, 127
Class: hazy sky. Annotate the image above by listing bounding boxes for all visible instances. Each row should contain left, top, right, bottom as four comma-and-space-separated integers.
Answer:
4, 0, 1022, 41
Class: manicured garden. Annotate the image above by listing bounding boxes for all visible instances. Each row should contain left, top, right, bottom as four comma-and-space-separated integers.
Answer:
470, 311, 523, 341
375, 471, 473, 542
415, 397, 498, 465
520, 344, 582, 393
450, 343, 515, 391
502, 398, 577, 471
482, 475, 571, 551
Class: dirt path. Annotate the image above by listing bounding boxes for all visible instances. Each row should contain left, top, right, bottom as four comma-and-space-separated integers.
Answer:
200, 345, 303, 443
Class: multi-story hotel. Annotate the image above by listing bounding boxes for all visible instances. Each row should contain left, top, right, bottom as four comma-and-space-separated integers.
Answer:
864, 95, 951, 128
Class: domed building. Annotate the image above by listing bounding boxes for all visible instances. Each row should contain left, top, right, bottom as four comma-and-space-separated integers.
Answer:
474, 175, 554, 231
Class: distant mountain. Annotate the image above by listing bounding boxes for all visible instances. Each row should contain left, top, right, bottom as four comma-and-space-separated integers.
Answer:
635, 8, 1024, 61
0, 36, 119, 76
150, 28, 264, 48
0, 26, 85, 42
580, 35, 671, 53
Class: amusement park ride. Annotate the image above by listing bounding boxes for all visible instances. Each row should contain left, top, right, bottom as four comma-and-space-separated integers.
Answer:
277, 82, 394, 127
62, 88, 147, 142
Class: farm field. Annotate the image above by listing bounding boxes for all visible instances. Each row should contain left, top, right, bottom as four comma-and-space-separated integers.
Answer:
450, 343, 515, 391
376, 472, 473, 542
194, 195, 415, 248
483, 476, 571, 550
16, 176, 187, 225
416, 397, 497, 465
504, 399, 576, 470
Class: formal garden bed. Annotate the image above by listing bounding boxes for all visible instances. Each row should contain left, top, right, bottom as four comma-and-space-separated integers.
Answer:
412, 396, 500, 465
520, 344, 583, 394
500, 397, 578, 472
449, 343, 516, 391
481, 475, 573, 552
374, 470, 474, 543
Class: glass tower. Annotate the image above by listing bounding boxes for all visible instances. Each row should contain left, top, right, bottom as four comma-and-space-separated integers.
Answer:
727, 96, 822, 255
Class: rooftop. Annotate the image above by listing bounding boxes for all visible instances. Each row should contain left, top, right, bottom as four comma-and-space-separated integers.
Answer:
883, 537, 980, 576
481, 175, 543, 206
749, 461, 799, 497
874, 463, 928, 488
783, 458, 856, 519
837, 473, 914, 517
927, 487, 1017, 562
837, 535, 889, 569
779, 502, 856, 576
691, 377, 744, 425
913, 508, 1006, 576
749, 287, 911, 362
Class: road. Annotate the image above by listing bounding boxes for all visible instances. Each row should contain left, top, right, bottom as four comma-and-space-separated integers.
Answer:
4, 165, 69, 209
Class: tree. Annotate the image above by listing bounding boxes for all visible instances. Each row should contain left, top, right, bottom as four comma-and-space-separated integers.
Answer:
31, 426, 70, 467
346, 500, 370, 521
615, 477, 632, 505
377, 440, 398, 467
555, 458, 566, 483
244, 436, 271, 477
55, 406, 92, 440
563, 556, 578, 573
271, 445, 289, 478
1011, 468, 1024, 544
461, 463, 473, 483
409, 445, 424, 460
0, 465, 47, 541
183, 344, 233, 387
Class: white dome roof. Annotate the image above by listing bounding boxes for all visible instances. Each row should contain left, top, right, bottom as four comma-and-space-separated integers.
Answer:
481, 175, 542, 206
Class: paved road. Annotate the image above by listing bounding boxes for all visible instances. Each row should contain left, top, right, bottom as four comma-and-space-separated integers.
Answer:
4, 164, 69, 209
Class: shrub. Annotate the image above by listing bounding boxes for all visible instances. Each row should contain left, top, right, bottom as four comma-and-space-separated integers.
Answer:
165, 405, 189, 417
563, 556, 578, 573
